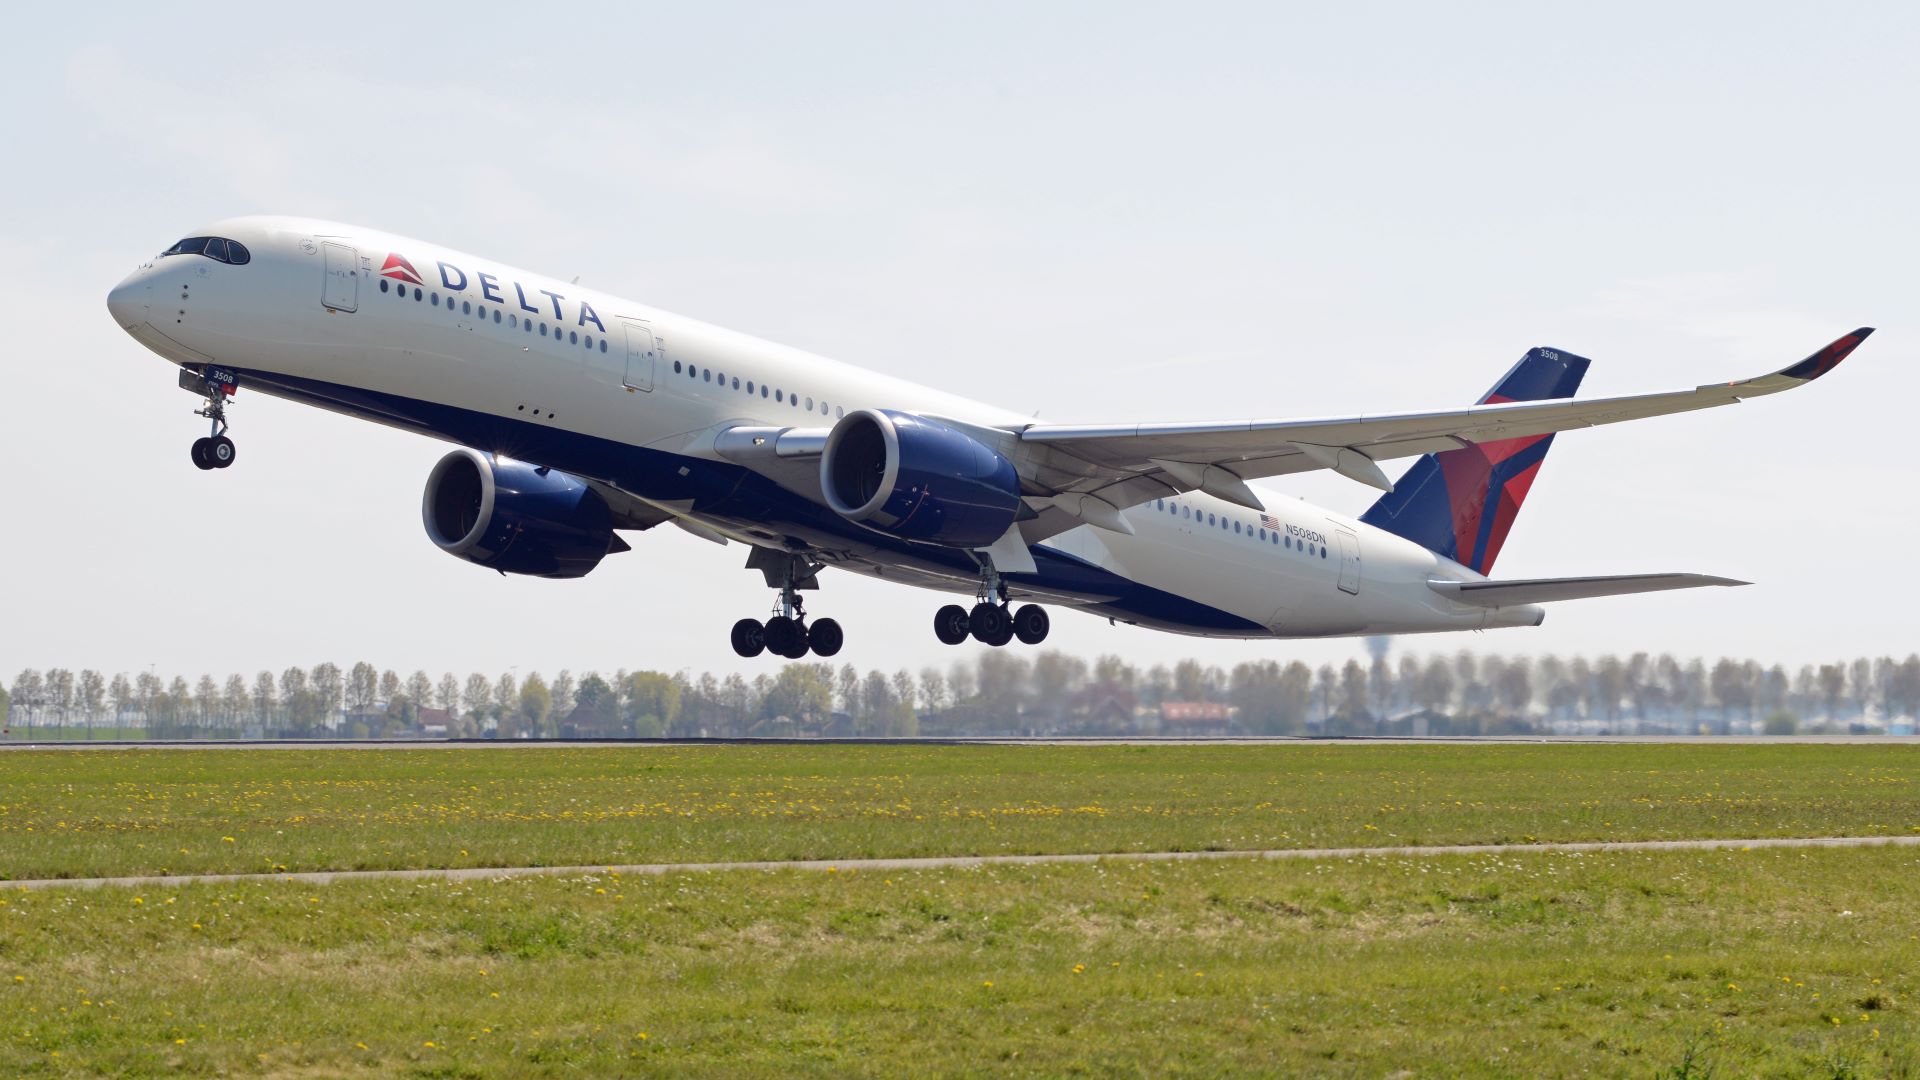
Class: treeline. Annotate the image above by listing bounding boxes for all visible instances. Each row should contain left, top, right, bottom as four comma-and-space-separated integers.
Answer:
7, 650, 1920, 739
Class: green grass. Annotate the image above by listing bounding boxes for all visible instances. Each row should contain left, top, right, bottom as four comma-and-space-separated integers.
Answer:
2, 744, 1918, 880
1, 845, 1916, 1077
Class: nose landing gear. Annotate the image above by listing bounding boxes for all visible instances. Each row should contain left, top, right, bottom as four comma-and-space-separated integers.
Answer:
183, 367, 238, 471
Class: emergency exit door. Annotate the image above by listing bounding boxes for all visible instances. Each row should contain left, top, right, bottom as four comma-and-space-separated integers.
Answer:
1334, 528, 1361, 595
622, 322, 658, 391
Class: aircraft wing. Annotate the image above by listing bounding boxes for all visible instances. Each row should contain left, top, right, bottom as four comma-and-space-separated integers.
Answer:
1429, 573, 1747, 607
1011, 329, 1870, 540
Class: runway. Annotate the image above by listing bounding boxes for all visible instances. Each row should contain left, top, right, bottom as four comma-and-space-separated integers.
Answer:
9, 833, 1918, 892
1, 734, 1912, 749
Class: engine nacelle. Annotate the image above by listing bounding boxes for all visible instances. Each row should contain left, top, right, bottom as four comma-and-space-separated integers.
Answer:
820, 409, 1022, 548
421, 449, 620, 578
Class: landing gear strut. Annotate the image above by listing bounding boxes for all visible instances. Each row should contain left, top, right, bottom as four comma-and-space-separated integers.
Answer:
932, 560, 1050, 648
184, 368, 237, 471
731, 549, 843, 659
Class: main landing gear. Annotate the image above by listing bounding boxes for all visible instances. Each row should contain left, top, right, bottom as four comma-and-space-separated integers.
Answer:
932, 562, 1050, 648
732, 550, 844, 660
185, 369, 238, 471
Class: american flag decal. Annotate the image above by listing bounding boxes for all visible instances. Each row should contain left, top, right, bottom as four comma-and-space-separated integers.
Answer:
1260, 514, 1280, 530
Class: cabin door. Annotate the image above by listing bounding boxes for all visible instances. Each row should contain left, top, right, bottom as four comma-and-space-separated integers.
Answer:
622, 322, 658, 392
320, 242, 358, 312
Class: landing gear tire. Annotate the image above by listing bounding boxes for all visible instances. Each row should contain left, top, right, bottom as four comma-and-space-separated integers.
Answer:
934, 604, 971, 645
970, 602, 1011, 646
763, 615, 800, 657
208, 435, 236, 468
1012, 604, 1050, 645
190, 438, 215, 471
808, 618, 844, 658
730, 618, 766, 658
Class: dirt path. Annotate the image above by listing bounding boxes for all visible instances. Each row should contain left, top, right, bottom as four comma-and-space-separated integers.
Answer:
9, 833, 1919, 891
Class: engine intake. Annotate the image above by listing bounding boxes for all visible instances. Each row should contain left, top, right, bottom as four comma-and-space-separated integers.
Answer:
821, 409, 1022, 548
422, 449, 621, 578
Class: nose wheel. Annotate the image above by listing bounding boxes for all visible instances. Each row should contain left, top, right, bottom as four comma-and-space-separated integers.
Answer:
733, 549, 843, 659
191, 435, 236, 471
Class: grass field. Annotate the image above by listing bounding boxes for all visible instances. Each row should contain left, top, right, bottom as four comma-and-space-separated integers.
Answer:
1, 743, 1917, 880
4, 743, 1919, 1076
1, 845, 1915, 1076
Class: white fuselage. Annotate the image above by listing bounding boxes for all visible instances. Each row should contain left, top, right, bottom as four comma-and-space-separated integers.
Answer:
107, 216, 1540, 640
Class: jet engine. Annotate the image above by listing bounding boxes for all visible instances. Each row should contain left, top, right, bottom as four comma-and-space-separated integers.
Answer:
421, 449, 625, 578
820, 409, 1022, 548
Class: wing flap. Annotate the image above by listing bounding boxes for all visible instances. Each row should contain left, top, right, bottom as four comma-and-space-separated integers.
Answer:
1430, 573, 1748, 607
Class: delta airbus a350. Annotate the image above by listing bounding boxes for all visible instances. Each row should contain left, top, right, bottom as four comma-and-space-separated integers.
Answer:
105, 217, 1870, 659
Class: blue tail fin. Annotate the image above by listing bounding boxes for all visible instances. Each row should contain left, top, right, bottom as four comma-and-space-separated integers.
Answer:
1359, 347, 1591, 575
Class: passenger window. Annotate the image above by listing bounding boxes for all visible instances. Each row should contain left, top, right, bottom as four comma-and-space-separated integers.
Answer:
1182, 506, 1191, 520
495, 310, 503, 324
584, 336, 593, 349
414, 287, 423, 301
805, 397, 814, 410
1233, 521, 1241, 534
569, 331, 579, 345
704, 369, 712, 382
732, 377, 740, 390
836, 406, 844, 418
462, 300, 472, 315
776, 390, 783, 402
1284, 536, 1292, 549
432, 293, 440, 306
598, 338, 605, 351
762, 386, 770, 398
1321, 547, 1328, 558
673, 361, 682, 374
539, 323, 547, 336
379, 279, 390, 294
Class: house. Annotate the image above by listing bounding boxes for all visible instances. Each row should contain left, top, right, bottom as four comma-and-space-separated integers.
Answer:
1160, 701, 1232, 736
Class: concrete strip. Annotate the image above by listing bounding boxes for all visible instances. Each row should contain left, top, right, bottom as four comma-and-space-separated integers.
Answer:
8, 834, 1919, 892
3, 735, 1916, 750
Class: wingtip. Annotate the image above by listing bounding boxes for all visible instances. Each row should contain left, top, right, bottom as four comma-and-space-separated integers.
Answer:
1779, 328, 1872, 382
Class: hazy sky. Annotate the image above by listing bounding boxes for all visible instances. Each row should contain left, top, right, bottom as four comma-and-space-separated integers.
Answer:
2, 2, 1914, 684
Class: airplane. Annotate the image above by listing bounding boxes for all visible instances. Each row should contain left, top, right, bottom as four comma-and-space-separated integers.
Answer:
105, 217, 1870, 659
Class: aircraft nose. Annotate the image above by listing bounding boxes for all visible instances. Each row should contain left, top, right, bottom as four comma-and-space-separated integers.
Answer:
107, 274, 149, 329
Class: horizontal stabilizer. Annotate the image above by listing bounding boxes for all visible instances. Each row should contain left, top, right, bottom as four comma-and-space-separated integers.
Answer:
1429, 573, 1747, 607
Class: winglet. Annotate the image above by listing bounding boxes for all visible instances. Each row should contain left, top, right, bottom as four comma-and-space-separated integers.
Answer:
1778, 328, 1873, 382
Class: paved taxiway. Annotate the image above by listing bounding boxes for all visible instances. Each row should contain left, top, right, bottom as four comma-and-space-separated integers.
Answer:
9, 834, 1918, 892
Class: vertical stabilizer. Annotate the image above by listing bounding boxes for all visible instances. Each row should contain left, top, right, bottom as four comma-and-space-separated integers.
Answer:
1359, 347, 1590, 574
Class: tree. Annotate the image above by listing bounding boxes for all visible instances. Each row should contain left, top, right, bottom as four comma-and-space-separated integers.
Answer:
347, 662, 379, 715
193, 674, 218, 731
836, 665, 862, 720
379, 670, 402, 707
109, 673, 132, 733
463, 674, 493, 731
406, 671, 434, 716
252, 671, 277, 730
437, 673, 461, 715
495, 673, 518, 730
518, 672, 552, 737
222, 674, 247, 732
549, 670, 576, 720
762, 664, 832, 732
918, 667, 948, 717
1338, 659, 1370, 728
624, 672, 680, 737
571, 673, 620, 734
311, 663, 343, 732
13, 669, 44, 730
1418, 656, 1454, 716
1496, 657, 1533, 719
79, 670, 105, 739
1818, 663, 1847, 723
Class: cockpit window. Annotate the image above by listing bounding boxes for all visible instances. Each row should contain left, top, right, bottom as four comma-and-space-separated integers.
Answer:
162, 236, 251, 265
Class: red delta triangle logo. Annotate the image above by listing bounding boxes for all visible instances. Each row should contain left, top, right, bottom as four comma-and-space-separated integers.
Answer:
380, 253, 424, 286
